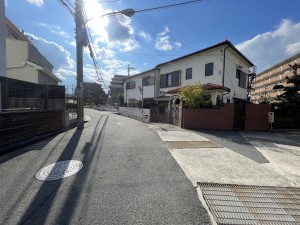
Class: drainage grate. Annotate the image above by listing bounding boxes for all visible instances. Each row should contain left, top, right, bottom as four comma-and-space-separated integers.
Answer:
198, 183, 300, 225
35, 160, 83, 181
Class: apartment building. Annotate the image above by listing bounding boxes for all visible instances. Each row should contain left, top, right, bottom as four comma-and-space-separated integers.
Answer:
251, 53, 300, 103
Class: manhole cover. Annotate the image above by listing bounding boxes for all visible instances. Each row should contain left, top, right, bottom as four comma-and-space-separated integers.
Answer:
35, 160, 83, 181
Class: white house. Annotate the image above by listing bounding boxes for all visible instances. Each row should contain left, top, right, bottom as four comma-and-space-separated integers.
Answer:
5, 17, 61, 85
156, 40, 254, 105
124, 69, 157, 107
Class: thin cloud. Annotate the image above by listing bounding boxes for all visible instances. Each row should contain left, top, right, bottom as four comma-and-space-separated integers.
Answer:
25, 33, 75, 80
26, 0, 44, 7
155, 26, 181, 51
236, 19, 300, 72
139, 31, 152, 42
34, 22, 70, 38
83, 0, 139, 52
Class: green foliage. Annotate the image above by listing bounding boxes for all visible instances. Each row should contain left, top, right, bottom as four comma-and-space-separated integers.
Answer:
273, 116, 297, 129
180, 85, 212, 108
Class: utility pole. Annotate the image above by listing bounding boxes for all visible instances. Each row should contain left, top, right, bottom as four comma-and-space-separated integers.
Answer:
75, 0, 85, 129
127, 64, 134, 76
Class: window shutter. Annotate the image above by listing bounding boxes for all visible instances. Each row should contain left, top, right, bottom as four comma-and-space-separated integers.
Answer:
239, 71, 247, 88
171, 70, 180, 87
160, 74, 167, 88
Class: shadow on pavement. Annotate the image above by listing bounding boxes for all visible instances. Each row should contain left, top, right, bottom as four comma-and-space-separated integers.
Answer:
193, 130, 270, 164
17, 127, 84, 225
0, 135, 58, 164
18, 116, 108, 225
52, 116, 108, 225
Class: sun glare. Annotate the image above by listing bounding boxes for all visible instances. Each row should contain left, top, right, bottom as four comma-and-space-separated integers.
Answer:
83, 0, 108, 40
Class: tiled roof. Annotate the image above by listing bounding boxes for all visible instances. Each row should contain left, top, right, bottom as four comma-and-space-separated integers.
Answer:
166, 83, 231, 94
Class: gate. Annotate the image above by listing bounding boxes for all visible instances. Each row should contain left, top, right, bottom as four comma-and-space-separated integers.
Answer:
233, 99, 245, 130
169, 96, 181, 126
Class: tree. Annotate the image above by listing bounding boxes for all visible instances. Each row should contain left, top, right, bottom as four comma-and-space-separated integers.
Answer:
273, 63, 300, 109
180, 85, 212, 108
272, 63, 300, 128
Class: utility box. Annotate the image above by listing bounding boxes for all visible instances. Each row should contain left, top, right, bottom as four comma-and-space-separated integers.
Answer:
268, 112, 274, 123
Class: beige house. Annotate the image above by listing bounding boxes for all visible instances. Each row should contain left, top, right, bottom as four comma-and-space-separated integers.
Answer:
156, 40, 255, 105
5, 18, 60, 85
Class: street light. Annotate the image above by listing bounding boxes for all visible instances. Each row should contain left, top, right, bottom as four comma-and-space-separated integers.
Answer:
103, 8, 136, 17
74, 0, 202, 128
74, 0, 133, 129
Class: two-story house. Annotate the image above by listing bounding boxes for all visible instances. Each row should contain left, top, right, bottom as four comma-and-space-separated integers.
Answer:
122, 40, 255, 126
5, 17, 60, 85
156, 40, 254, 104
124, 69, 157, 107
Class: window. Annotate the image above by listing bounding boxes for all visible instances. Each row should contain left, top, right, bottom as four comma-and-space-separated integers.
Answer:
236, 68, 248, 88
236, 69, 241, 79
205, 63, 214, 76
167, 74, 172, 87
126, 81, 135, 89
142, 76, 155, 86
186, 68, 192, 80
160, 71, 181, 88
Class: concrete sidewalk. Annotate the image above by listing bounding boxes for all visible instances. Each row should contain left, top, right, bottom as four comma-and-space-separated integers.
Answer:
149, 123, 300, 224
149, 123, 300, 187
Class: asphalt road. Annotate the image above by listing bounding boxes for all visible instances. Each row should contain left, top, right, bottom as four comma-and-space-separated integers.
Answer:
0, 109, 210, 225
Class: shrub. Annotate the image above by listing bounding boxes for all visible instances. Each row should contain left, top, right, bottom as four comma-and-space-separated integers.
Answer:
180, 85, 212, 108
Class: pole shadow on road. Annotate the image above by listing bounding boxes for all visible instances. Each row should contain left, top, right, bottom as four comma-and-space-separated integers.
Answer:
17, 116, 108, 225
17, 127, 83, 225
0, 136, 57, 163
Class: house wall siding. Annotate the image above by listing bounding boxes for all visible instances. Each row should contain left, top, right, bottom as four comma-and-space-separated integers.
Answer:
38, 71, 57, 85
7, 64, 38, 83
124, 71, 155, 103
6, 39, 27, 67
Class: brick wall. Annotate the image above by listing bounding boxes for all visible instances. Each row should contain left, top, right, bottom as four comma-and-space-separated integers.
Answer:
182, 104, 235, 130
245, 104, 271, 131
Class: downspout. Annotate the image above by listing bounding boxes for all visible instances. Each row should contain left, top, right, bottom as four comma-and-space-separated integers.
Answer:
222, 46, 230, 106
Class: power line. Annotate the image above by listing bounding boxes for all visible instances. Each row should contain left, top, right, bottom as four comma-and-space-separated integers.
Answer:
82, 4, 108, 89
57, 0, 75, 17
134, 0, 203, 14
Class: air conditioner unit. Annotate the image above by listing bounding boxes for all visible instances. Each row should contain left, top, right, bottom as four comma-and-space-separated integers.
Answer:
159, 91, 165, 96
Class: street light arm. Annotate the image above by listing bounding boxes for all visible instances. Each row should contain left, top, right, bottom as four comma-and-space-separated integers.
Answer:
102, 8, 135, 17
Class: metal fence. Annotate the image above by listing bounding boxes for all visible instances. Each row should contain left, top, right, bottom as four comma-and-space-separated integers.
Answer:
0, 77, 65, 111
0, 110, 64, 149
0, 77, 67, 150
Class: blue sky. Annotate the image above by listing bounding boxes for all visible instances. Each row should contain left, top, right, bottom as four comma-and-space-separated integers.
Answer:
5, 0, 300, 93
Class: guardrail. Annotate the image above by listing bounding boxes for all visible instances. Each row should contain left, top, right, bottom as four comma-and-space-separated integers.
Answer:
118, 107, 150, 123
